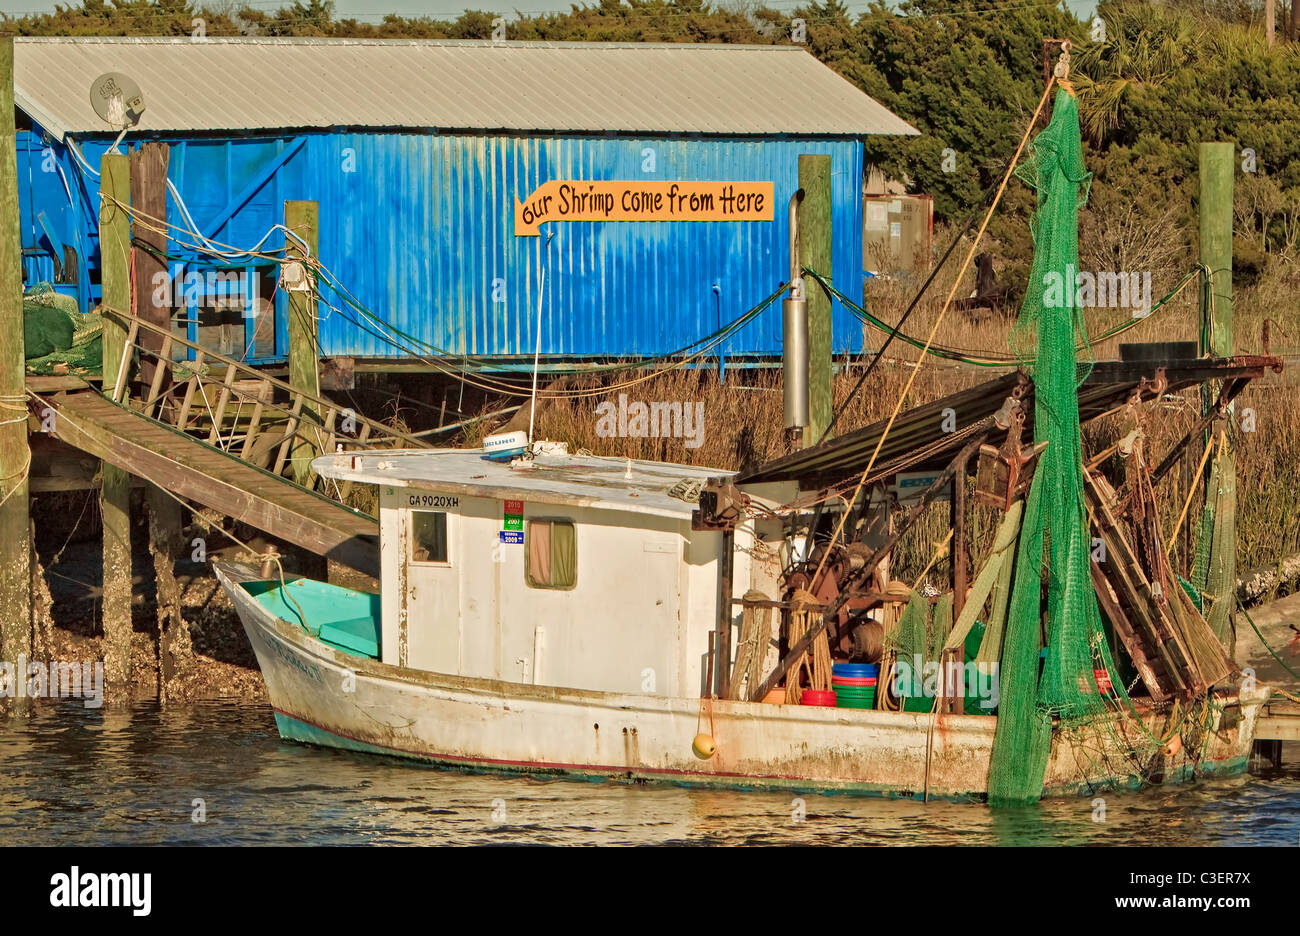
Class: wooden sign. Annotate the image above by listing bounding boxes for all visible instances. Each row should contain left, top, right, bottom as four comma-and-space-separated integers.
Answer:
515, 180, 774, 236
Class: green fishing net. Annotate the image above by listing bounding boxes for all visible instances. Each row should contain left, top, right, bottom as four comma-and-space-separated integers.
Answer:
928, 593, 953, 662
23, 283, 103, 376
986, 89, 1128, 805
892, 590, 933, 664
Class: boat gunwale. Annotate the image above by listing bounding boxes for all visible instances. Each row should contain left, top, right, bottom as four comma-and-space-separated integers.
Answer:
216, 561, 1003, 733
215, 561, 1266, 735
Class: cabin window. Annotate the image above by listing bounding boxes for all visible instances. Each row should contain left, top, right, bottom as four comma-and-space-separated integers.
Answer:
410, 510, 449, 564
525, 519, 576, 589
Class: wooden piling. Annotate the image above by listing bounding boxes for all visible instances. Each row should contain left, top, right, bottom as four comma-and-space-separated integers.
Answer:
798, 155, 833, 448
0, 37, 32, 675
131, 143, 171, 396
131, 141, 188, 692
285, 200, 321, 488
148, 490, 190, 695
100, 152, 134, 692
1199, 143, 1234, 357
1197, 142, 1237, 651
950, 448, 970, 620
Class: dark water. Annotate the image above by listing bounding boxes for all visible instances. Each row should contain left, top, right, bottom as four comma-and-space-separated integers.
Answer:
1, 700, 1297, 846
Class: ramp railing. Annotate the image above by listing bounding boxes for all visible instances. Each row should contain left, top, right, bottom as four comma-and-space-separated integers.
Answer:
100, 307, 431, 495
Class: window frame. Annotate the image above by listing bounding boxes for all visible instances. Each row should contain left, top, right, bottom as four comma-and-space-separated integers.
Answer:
408, 508, 453, 567
524, 517, 578, 591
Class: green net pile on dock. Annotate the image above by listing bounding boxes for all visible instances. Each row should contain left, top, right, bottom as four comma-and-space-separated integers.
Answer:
23, 283, 103, 376
985, 88, 1129, 805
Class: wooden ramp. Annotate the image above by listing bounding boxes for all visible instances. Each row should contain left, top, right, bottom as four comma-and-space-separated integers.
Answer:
1257, 700, 1300, 742
33, 390, 379, 578
1239, 591, 1300, 743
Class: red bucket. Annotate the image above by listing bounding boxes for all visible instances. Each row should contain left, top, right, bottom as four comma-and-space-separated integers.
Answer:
800, 689, 837, 707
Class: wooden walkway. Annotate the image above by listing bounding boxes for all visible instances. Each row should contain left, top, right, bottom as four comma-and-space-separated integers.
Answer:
1239, 590, 1300, 742
18, 308, 441, 578
31, 388, 380, 578
1257, 700, 1300, 742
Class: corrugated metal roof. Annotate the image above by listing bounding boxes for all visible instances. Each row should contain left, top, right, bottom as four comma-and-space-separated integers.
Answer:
739, 357, 1285, 487
14, 37, 918, 141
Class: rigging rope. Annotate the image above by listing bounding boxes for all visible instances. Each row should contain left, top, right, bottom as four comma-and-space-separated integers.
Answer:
803, 265, 1202, 368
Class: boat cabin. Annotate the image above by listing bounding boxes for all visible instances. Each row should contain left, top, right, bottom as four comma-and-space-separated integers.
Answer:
315, 447, 758, 696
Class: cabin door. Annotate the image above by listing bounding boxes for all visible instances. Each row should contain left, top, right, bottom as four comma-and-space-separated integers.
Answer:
401, 496, 461, 674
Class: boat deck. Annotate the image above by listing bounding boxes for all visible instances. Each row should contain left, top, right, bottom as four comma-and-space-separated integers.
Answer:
241, 577, 382, 659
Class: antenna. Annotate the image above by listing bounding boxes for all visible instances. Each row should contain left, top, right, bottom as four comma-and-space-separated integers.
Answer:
89, 73, 146, 154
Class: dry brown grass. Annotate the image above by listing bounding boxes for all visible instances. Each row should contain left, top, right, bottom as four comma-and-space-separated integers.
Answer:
438, 254, 1299, 586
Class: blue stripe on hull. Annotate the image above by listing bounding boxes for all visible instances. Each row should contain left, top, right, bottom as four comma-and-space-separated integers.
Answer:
273, 711, 420, 760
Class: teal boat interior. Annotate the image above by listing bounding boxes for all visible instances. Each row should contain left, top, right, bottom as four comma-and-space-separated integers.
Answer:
240, 578, 382, 659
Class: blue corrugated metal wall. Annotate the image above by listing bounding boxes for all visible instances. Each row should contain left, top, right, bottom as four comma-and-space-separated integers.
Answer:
18, 126, 866, 364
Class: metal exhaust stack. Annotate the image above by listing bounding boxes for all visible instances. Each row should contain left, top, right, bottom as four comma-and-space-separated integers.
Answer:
783, 188, 808, 448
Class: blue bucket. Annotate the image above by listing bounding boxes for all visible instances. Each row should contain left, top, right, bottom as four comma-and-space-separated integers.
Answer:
832, 663, 879, 679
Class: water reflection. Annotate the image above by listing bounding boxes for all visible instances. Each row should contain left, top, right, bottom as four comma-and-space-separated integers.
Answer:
0, 700, 1295, 846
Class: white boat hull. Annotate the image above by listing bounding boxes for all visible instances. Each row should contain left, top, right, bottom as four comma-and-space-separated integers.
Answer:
217, 565, 1264, 800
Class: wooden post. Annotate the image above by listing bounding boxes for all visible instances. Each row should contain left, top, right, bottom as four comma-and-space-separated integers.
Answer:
1198, 142, 1237, 651
100, 152, 134, 693
285, 200, 320, 488
129, 141, 187, 692
101, 155, 131, 397
0, 37, 32, 678
950, 449, 970, 621
131, 142, 170, 396
715, 529, 734, 698
1266, 0, 1276, 46
148, 489, 190, 696
798, 155, 833, 448
1199, 143, 1234, 358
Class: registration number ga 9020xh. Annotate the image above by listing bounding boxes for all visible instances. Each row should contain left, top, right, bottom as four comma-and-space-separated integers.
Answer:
408, 494, 459, 508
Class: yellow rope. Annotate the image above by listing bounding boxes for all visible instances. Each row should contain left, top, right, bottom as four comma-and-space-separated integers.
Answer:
784, 588, 832, 701
911, 530, 955, 591
1165, 428, 1221, 558
0, 448, 31, 508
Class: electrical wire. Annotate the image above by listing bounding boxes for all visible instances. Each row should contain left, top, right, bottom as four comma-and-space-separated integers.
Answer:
807, 265, 1202, 369
102, 192, 787, 400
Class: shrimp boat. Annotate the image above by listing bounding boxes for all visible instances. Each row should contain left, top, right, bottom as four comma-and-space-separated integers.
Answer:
218, 82, 1281, 802
215, 359, 1275, 802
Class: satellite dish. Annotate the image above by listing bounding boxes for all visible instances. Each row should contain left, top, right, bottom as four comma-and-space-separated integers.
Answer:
90, 73, 146, 130
90, 73, 146, 154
